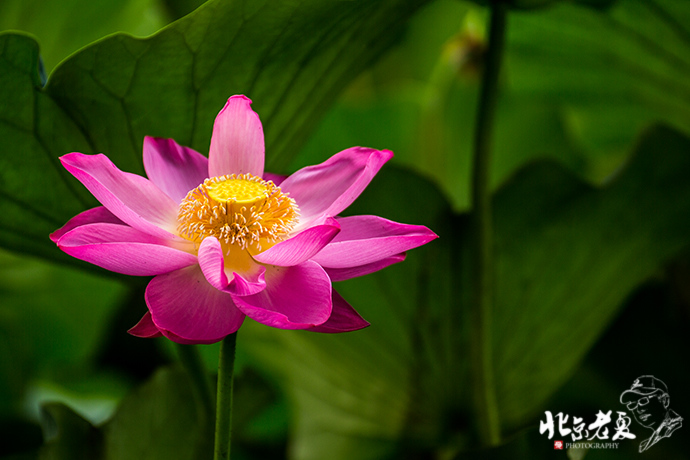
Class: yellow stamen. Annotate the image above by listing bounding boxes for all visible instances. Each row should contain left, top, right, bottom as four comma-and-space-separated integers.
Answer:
177, 174, 299, 254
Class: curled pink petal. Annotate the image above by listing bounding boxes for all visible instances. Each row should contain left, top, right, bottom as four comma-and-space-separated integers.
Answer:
233, 261, 332, 329
312, 215, 438, 268
253, 217, 340, 266
209, 95, 264, 177
146, 266, 245, 344
128, 312, 163, 338
325, 253, 407, 282
50, 206, 124, 243
226, 270, 267, 296
280, 147, 393, 229
198, 237, 266, 295
60, 153, 179, 239
143, 136, 209, 203
197, 237, 228, 288
309, 290, 369, 333
57, 223, 197, 276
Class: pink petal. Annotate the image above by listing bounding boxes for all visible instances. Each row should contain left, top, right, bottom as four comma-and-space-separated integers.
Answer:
232, 261, 332, 329
60, 153, 179, 239
197, 237, 266, 295
312, 215, 438, 268
325, 253, 406, 282
128, 312, 163, 338
280, 147, 393, 229
209, 95, 264, 177
308, 290, 369, 333
57, 223, 197, 276
50, 206, 124, 243
146, 265, 245, 344
262, 172, 287, 186
143, 136, 209, 203
252, 217, 340, 266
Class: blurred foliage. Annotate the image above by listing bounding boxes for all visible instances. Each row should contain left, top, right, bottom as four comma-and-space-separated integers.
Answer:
1, 0, 689, 459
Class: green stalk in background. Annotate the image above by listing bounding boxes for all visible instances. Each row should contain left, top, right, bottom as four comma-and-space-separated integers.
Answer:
469, 0, 508, 447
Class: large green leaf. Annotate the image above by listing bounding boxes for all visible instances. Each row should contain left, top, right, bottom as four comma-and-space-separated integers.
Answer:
0, 0, 431, 263
245, 124, 690, 457
492, 124, 690, 428
506, 0, 690, 172
0, 0, 168, 73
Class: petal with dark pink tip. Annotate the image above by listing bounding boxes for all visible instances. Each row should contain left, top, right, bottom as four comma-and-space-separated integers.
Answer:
232, 261, 332, 329
57, 223, 197, 276
308, 290, 369, 333
143, 136, 209, 203
60, 153, 179, 239
128, 312, 163, 338
280, 147, 392, 229
209, 95, 264, 177
252, 217, 340, 266
146, 266, 245, 345
50, 206, 124, 243
312, 215, 438, 268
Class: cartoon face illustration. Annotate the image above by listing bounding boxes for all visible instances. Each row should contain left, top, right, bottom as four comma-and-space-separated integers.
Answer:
620, 375, 683, 452
622, 390, 669, 429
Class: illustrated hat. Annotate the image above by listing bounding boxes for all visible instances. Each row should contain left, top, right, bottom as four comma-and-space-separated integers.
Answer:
620, 375, 668, 403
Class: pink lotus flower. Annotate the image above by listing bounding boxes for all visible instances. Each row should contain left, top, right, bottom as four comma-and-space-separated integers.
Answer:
50, 95, 437, 344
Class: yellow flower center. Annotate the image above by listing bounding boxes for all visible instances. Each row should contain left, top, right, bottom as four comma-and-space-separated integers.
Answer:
177, 174, 299, 254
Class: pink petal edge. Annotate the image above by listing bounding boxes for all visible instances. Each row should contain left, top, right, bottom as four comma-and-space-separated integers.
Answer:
143, 136, 209, 203
325, 253, 407, 282
50, 206, 124, 243
128, 312, 163, 338
232, 261, 332, 329
280, 147, 393, 230
312, 215, 438, 269
60, 153, 179, 240
252, 217, 340, 266
57, 223, 197, 276
308, 290, 370, 333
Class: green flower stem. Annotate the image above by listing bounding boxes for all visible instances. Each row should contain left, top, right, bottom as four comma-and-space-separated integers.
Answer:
469, 0, 508, 447
214, 332, 238, 460
176, 344, 215, 422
